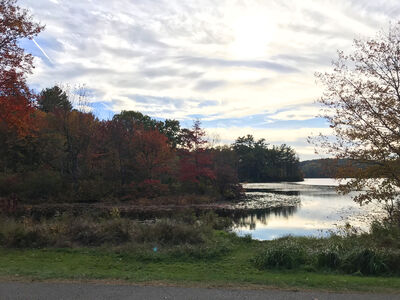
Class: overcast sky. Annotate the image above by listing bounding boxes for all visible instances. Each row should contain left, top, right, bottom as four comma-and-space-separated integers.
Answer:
19, 0, 398, 160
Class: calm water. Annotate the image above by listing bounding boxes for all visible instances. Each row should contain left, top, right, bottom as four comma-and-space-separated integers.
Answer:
234, 178, 384, 240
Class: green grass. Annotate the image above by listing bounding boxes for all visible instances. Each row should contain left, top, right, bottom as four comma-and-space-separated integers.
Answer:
1, 242, 400, 293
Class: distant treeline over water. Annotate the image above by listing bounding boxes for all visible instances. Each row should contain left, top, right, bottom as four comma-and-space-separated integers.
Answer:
300, 158, 372, 178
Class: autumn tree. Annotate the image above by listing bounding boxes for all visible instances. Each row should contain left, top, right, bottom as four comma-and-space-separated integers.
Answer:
0, 0, 43, 73
0, 70, 35, 136
132, 128, 174, 181
314, 22, 400, 221
0, 0, 43, 135
179, 121, 215, 188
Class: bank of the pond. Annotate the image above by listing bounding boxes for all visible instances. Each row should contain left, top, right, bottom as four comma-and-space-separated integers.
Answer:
11, 199, 298, 221
1, 221, 400, 293
1, 242, 400, 294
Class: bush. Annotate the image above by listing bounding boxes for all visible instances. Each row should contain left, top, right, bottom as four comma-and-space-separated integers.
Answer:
380, 250, 400, 275
2, 226, 48, 248
317, 250, 341, 269
0, 212, 221, 248
128, 179, 170, 199
253, 241, 307, 269
369, 221, 400, 248
340, 248, 388, 275
9, 228, 48, 248
75, 178, 111, 202
133, 219, 210, 245
21, 170, 64, 200
0, 174, 20, 196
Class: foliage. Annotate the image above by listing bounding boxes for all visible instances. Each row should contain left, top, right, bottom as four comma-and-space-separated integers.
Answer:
37, 86, 72, 113
252, 223, 400, 276
253, 240, 307, 269
313, 23, 400, 222
0, 0, 43, 136
0, 0, 43, 73
233, 135, 303, 182
0, 211, 230, 248
179, 121, 215, 186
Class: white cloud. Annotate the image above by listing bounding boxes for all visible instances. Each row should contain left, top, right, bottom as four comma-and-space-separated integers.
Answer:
19, 0, 393, 158
267, 105, 323, 121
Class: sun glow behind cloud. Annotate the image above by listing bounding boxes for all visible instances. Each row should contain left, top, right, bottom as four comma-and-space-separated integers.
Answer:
230, 14, 277, 59
19, 0, 394, 160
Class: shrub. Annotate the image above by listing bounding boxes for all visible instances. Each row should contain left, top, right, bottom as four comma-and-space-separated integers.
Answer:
67, 220, 103, 246
0, 170, 64, 201
0, 194, 19, 215
66, 218, 132, 246
21, 170, 64, 200
317, 250, 341, 269
0, 174, 20, 196
129, 179, 170, 199
135, 219, 210, 245
253, 241, 307, 269
75, 179, 110, 202
380, 250, 400, 275
369, 221, 400, 248
4, 227, 48, 248
341, 248, 388, 275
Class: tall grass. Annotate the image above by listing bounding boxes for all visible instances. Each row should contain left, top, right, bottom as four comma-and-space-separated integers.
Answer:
0, 211, 230, 249
253, 222, 400, 276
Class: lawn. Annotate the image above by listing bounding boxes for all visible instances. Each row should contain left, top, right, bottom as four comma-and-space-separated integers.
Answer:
1, 243, 400, 293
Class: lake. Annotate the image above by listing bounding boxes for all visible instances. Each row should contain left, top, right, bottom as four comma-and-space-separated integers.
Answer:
233, 178, 384, 240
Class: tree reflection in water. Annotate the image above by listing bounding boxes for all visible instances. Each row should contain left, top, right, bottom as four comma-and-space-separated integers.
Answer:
219, 205, 299, 230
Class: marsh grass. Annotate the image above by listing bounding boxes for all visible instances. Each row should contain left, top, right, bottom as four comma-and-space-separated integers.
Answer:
252, 222, 400, 276
0, 211, 231, 253
1, 211, 400, 278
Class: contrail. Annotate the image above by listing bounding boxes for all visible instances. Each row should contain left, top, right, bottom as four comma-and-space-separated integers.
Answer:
32, 38, 54, 64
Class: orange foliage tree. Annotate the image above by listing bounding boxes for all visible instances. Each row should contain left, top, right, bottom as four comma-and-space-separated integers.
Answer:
132, 128, 175, 181
314, 23, 400, 221
0, 0, 43, 135
179, 121, 215, 185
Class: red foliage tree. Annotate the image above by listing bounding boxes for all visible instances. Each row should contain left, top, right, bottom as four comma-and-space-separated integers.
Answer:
132, 128, 174, 180
179, 121, 215, 184
0, 70, 36, 135
0, 0, 43, 136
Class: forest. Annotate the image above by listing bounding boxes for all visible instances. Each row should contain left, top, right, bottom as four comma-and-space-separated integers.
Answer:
1, 86, 303, 205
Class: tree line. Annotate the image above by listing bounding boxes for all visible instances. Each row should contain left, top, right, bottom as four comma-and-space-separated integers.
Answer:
0, 84, 303, 203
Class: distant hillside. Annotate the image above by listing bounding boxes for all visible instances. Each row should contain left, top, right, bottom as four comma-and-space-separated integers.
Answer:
300, 158, 373, 178
300, 159, 345, 178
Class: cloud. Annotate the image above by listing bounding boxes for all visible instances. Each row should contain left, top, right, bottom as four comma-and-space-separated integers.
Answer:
175, 56, 299, 73
266, 105, 322, 121
194, 80, 227, 91
19, 0, 394, 158
205, 126, 333, 160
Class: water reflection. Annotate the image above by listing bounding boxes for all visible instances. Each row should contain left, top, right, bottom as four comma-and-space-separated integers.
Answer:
243, 188, 300, 196
233, 179, 384, 240
230, 206, 299, 230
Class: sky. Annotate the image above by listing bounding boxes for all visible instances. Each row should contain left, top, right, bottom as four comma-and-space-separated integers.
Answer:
19, 0, 398, 160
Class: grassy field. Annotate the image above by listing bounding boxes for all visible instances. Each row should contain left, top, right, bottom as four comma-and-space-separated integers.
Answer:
1, 213, 399, 293
1, 241, 400, 293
